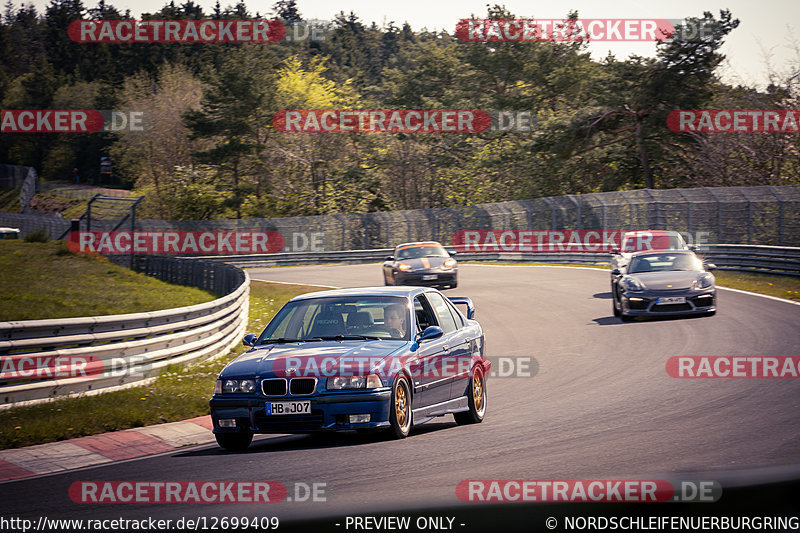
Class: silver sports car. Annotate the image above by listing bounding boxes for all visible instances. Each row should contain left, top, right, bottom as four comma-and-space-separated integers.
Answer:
611, 250, 717, 321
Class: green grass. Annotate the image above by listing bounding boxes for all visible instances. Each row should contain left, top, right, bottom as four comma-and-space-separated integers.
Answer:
713, 271, 800, 302
0, 188, 21, 212
0, 241, 217, 320
0, 280, 321, 449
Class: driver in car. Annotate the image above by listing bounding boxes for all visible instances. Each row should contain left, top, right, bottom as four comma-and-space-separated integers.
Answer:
384, 304, 408, 339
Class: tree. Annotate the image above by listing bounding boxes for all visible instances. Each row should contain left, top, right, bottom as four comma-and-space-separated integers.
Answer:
185, 46, 278, 218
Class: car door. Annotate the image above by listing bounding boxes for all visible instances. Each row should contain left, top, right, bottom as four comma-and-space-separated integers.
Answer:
407, 294, 451, 409
420, 291, 463, 405
439, 295, 474, 400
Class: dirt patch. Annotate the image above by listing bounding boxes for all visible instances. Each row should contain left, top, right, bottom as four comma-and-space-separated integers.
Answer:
29, 193, 82, 213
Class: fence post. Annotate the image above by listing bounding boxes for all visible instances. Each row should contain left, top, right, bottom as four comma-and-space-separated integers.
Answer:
768, 186, 786, 246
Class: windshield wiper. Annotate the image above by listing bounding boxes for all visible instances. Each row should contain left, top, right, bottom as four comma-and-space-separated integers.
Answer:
262, 337, 324, 344
315, 335, 383, 341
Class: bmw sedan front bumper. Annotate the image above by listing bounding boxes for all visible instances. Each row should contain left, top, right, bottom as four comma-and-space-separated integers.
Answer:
209, 390, 392, 434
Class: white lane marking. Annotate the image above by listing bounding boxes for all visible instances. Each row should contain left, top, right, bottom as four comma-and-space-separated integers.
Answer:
250, 279, 341, 289
252, 264, 800, 306
470, 264, 800, 306
717, 286, 800, 306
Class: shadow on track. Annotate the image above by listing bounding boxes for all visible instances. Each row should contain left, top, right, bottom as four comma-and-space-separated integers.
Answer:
176, 421, 458, 457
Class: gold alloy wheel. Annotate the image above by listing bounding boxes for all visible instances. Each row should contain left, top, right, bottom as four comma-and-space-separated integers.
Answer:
395, 381, 408, 427
473, 372, 484, 413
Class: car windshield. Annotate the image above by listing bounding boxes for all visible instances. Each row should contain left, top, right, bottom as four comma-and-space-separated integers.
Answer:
621, 232, 687, 252
395, 245, 448, 260
627, 253, 704, 274
258, 296, 412, 342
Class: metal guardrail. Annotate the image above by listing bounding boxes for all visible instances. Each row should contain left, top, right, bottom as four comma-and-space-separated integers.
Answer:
0, 258, 250, 407
196, 244, 800, 277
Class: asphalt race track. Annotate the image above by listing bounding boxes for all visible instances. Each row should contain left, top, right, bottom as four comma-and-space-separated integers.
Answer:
2, 264, 800, 530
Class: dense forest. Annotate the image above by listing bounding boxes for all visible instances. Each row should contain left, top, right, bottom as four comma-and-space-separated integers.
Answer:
0, 0, 798, 220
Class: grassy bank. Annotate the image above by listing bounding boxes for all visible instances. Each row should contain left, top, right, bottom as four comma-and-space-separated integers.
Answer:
713, 271, 800, 302
0, 241, 216, 320
0, 281, 320, 449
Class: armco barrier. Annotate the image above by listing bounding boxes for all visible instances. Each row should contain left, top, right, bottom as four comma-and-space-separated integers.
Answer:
194, 244, 800, 277
0, 258, 249, 407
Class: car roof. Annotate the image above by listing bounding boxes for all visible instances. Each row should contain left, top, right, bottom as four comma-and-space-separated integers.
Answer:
289, 286, 434, 301
395, 241, 443, 249
628, 249, 696, 258
622, 230, 684, 237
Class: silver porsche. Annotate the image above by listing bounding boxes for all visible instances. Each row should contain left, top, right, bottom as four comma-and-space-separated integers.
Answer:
611, 250, 717, 321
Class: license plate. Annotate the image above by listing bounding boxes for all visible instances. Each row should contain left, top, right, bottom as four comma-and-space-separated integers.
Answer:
422, 274, 437, 280
657, 296, 685, 304
265, 401, 310, 415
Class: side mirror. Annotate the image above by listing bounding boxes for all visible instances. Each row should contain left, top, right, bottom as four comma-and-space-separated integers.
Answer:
415, 326, 444, 343
706, 263, 717, 271
242, 333, 257, 347
611, 269, 621, 276
610, 247, 620, 254
449, 250, 458, 256
385, 256, 394, 261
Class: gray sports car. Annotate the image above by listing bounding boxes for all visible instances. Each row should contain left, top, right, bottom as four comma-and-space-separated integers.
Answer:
611, 250, 717, 321
382, 241, 458, 289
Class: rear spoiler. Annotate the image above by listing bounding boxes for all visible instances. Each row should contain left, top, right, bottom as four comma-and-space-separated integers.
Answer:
447, 296, 475, 319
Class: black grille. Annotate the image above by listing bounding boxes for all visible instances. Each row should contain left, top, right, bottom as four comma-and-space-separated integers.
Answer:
652, 303, 692, 312
290, 378, 316, 395
262, 378, 287, 396
690, 295, 714, 307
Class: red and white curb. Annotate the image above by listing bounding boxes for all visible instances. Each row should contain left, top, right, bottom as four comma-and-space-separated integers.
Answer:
0, 415, 215, 482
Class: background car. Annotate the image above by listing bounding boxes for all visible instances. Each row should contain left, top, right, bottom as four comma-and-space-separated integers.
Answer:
610, 230, 689, 295
209, 286, 488, 450
382, 241, 458, 289
611, 250, 717, 321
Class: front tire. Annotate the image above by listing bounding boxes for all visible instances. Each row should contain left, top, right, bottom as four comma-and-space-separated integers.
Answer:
388, 376, 412, 438
454, 366, 486, 425
215, 432, 253, 451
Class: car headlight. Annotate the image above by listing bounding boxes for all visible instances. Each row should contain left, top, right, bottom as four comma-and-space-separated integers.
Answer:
218, 379, 256, 393
620, 277, 645, 291
443, 258, 457, 269
327, 374, 383, 390
692, 273, 715, 290
397, 263, 411, 272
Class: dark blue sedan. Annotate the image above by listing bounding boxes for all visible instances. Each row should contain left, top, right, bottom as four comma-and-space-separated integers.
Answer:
209, 287, 489, 450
